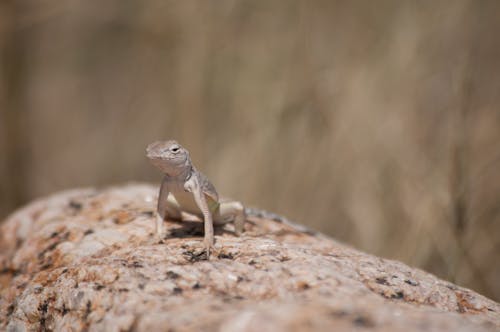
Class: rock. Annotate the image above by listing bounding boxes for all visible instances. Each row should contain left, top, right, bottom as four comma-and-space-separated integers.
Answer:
0, 184, 498, 331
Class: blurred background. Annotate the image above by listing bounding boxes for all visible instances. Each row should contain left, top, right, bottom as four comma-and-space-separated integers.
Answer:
0, 1, 499, 301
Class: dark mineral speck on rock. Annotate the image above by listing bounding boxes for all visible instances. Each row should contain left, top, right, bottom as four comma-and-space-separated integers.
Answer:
0, 184, 499, 331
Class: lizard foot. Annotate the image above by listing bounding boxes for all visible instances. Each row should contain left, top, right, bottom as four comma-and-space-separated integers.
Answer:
204, 237, 215, 259
156, 229, 170, 244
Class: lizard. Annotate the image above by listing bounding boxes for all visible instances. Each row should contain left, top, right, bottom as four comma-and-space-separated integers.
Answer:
146, 140, 246, 256
146, 140, 319, 257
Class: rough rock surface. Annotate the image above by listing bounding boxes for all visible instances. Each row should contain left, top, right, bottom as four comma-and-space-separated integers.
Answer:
0, 184, 498, 332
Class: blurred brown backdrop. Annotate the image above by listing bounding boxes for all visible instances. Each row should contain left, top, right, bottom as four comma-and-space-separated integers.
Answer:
1, 1, 499, 301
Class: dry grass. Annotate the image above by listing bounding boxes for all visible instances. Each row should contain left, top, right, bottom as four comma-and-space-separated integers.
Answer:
1, 0, 499, 301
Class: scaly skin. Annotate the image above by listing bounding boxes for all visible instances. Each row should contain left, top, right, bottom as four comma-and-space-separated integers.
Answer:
146, 140, 246, 257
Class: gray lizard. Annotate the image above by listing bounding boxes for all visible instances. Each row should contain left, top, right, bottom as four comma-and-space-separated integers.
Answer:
146, 140, 246, 256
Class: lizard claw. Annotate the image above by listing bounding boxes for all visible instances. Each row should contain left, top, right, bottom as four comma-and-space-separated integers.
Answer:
204, 238, 215, 259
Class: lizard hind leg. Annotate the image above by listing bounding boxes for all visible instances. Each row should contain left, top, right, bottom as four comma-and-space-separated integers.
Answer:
214, 201, 246, 235
164, 196, 183, 220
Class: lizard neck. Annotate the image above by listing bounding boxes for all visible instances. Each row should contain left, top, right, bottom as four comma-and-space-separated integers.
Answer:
164, 164, 193, 182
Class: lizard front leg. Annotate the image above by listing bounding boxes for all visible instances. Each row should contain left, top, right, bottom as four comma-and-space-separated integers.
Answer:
156, 176, 172, 240
186, 178, 214, 257
156, 176, 185, 241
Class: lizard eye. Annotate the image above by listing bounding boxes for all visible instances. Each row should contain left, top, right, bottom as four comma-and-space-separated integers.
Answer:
170, 146, 180, 153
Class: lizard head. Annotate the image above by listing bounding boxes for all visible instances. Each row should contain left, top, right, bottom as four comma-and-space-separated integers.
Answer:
146, 140, 191, 175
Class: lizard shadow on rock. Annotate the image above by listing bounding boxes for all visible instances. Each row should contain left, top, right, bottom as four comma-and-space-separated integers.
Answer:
165, 219, 235, 239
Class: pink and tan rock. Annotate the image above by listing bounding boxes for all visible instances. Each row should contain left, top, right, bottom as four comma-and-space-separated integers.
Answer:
0, 184, 498, 331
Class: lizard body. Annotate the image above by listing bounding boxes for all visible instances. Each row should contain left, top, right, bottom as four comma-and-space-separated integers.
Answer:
146, 140, 245, 256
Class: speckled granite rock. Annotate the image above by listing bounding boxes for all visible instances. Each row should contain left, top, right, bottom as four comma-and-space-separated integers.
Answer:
0, 184, 498, 332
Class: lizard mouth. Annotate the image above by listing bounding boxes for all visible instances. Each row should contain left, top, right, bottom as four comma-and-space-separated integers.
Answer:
148, 156, 169, 164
